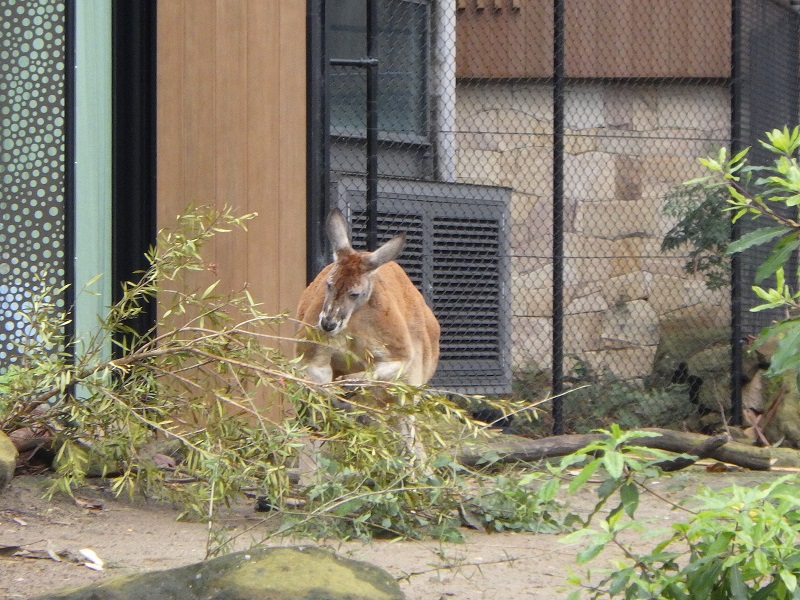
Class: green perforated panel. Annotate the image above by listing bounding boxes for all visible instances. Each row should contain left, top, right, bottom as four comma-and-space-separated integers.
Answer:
0, 0, 67, 364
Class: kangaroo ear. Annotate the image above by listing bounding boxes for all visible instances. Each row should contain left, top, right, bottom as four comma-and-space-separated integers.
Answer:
364, 233, 406, 271
326, 208, 352, 258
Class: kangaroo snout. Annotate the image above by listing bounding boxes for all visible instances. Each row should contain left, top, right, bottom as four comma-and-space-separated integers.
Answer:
319, 316, 339, 333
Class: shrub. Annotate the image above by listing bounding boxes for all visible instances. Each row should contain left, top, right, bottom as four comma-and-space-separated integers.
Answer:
1, 205, 557, 547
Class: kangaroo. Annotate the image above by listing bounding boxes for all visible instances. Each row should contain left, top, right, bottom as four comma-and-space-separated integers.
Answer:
295, 208, 440, 462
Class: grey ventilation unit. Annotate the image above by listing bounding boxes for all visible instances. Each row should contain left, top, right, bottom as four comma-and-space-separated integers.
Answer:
332, 174, 511, 394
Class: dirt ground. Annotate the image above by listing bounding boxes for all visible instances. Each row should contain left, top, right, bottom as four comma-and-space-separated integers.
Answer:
0, 469, 782, 599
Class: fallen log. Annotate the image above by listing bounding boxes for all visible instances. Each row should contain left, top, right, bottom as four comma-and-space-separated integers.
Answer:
455, 427, 800, 471
652, 433, 729, 472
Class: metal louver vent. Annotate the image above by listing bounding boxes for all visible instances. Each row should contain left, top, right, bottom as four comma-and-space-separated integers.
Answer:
349, 212, 424, 288
433, 218, 502, 362
332, 174, 511, 394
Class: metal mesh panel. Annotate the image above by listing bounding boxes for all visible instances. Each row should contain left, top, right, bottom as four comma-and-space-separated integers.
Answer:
0, 0, 67, 366
314, 0, 800, 433
737, 0, 800, 336
333, 175, 511, 393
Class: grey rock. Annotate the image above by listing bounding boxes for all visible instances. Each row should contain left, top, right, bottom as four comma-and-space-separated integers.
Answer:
0, 430, 17, 491
31, 545, 405, 600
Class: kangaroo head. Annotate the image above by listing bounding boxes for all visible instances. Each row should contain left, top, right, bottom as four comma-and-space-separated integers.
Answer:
318, 208, 406, 335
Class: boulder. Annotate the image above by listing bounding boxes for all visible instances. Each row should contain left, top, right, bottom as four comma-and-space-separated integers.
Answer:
742, 339, 800, 449
31, 546, 405, 600
0, 430, 17, 491
761, 371, 800, 448
650, 311, 731, 431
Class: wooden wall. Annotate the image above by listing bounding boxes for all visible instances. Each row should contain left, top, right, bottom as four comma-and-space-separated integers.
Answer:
156, 0, 307, 324
456, 0, 731, 79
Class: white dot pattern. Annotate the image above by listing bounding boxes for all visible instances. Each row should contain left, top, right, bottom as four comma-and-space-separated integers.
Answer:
0, 0, 66, 363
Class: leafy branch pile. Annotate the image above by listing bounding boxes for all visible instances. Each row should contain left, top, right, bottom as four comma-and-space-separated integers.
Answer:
0, 205, 552, 544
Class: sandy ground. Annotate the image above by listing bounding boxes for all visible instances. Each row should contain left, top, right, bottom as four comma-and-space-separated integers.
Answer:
0, 469, 780, 599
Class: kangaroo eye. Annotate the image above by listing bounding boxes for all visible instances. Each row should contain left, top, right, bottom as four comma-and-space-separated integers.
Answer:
348, 291, 361, 299
326, 281, 333, 290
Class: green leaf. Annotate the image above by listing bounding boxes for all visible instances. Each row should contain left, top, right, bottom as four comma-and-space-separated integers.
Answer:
731, 146, 751, 164
728, 226, 791, 255
755, 233, 800, 284
200, 280, 221, 300
780, 569, 798, 593
602, 451, 625, 480
619, 482, 639, 518
727, 564, 748, 600
568, 458, 601, 494
766, 326, 800, 376
577, 542, 607, 565
538, 477, 559, 503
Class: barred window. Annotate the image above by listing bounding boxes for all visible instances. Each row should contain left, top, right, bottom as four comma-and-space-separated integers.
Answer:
329, 0, 429, 140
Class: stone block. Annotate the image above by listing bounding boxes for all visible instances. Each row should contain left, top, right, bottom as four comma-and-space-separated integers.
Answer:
456, 131, 501, 152
565, 291, 609, 315
683, 279, 728, 307
510, 242, 550, 276
574, 198, 663, 239
565, 311, 604, 353
564, 85, 606, 129
641, 238, 691, 277
563, 152, 617, 200
640, 131, 723, 158
455, 148, 508, 186
495, 106, 545, 133
511, 316, 552, 371
649, 274, 694, 314
631, 88, 660, 132
603, 85, 659, 132
509, 83, 554, 122
526, 289, 553, 318
604, 87, 636, 130
600, 300, 660, 349
659, 303, 731, 334
564, 129, 599, 154
609, 237, 646, 277
602, 271, 652, 305
656, 84, 730, 131
584, 346, 658, 380
507, 143, 553, 197
594, 129, 724, 159
512, 268, 552, 317
564, 234, 615, 285
638, 155, 707, 185
649, 274, 729, 315
615, 155, 643, 201
510, 196, 544, 252
514, 264, 552, 291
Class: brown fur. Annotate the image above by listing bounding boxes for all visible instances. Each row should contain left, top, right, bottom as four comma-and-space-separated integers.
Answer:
295, 210, 440, 388
296, 259, 440, 385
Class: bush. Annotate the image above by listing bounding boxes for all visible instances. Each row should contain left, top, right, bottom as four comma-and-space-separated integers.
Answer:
0, 205, 557, 548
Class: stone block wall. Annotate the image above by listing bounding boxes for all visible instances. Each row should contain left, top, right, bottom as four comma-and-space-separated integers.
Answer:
455, 81, 731, 380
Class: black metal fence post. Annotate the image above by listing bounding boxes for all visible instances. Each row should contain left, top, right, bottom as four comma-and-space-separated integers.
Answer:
552, 0, 565, 435
307, 0, 331, 280
729, 0, 743, 427
365, 0, 379, 252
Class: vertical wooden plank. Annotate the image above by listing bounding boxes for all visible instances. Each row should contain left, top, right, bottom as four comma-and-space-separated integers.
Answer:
181, 0, 217, 298
215, 0, 249, 294
183, 0, 216, 209
246, 0, 281, 314
156, 0, 185, 227
278, 1, 307, 320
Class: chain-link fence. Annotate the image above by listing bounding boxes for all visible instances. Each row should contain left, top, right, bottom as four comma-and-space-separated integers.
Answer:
309, 0, 800, 434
